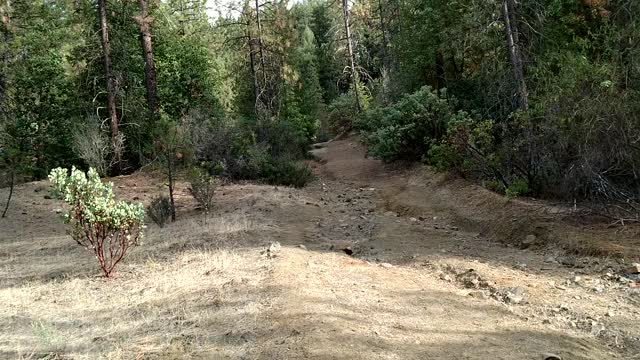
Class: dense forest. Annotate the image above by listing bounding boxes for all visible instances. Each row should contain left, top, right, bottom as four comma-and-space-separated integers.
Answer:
0, 0, 639, 219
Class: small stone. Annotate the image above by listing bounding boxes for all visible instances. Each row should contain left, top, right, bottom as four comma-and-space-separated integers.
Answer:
572, 275, 582, 283
627, 263, 640, 274
558, 256, 577, 267
409, 217, 418, 222
515, 263, 528, 271
544, 256, 557, 263
380, 263, 393, 269
559, 304, 569, 311
543, 354, 562, 360
439, 273, 453, 282
618, 276, 632, 284
606, 311, 614, 317
505, 287, 526, 304
523, 234, 537, 246
468, 290, 488, 299
298, 244, 307, 250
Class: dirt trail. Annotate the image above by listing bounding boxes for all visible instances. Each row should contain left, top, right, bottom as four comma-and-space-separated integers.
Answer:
1, 138, 639, 359
248, 138, 639, 359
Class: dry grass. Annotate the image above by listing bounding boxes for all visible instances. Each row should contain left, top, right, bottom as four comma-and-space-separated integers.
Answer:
0, 208, 274, 359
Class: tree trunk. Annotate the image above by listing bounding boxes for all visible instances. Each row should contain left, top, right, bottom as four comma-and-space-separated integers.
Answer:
0, 0, 12, 115
377, 0, 390, 71
1, 168, 14, 218
502, 0, 528, 111
136, 0, 159, 118
341, 0, 362, 112
97, 0, 122, 168
247, 28, 260, 115
254, 0, 267, 86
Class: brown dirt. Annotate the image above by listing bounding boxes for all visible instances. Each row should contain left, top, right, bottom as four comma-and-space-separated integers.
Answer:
0, 138, 639, 359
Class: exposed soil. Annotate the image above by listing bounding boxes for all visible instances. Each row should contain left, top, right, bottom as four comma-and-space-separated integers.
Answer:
1, 138, 639, 359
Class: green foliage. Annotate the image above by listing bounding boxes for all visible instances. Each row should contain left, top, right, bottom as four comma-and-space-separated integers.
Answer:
358, 86, 468, 161
187, 167, 218, 213
506, 179, 530, 198
147, 196, 173, 228
261, 159, 315, 188
48, 167, 145, 277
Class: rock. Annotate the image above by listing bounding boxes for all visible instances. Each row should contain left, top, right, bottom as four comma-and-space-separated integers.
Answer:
544, 256, 557, 263
515, 263, 528, 271
618, 276, 632, 284
590, 321, 605, 336
439, 273, 453, 282
627, 263, 640, 274
505, 287, 526, 304
543, 354, 562, 360
523, 234, 537, 247
606, 311, 614, 317
572, 275, 582, 283
409, 217, 418, 222
298, 244, 307, 250
558, 256, 578, 267
468, 290, 488, 299
380, 263, 393, 269
263, 242, 281, 258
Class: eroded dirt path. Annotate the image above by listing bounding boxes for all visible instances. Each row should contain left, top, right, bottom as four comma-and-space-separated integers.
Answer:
247, 139, 639, 359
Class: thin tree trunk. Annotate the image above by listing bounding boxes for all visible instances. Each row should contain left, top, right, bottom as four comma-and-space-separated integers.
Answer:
502, 0, 528, 111
97, 0, 122, 168
254, 0, 267, 87
341, 0, 361, 112
1, 168, 14, 218
0, 0, 12, 116
136, 0, 159, 118
247, 28, 260, 115
377, 0, 390, 71
167, 155, 176, 221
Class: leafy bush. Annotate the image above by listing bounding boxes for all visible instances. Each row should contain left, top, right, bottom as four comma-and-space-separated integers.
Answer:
357, 86, 468, 161
326, 90, 360, 133
261, 159, 315, 188
505, 178, 529, 198
49, 167, 145, 277
187, 167, 218, 213
147, 196, 173, 227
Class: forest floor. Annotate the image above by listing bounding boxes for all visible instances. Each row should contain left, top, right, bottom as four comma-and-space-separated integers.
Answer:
1, 137, 640, 359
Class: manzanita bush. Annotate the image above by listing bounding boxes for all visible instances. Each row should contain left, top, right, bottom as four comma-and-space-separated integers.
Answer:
49, 167, 146, 277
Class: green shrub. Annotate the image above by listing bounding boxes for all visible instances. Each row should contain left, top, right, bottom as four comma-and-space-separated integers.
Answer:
506, 178, 529, 198
187, 167, 218, 213
147, 196, 173, 227
49, 167, 145, 277
327, 93, 358, 132
261, 159, 315, 188
357, 86, 467, 161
